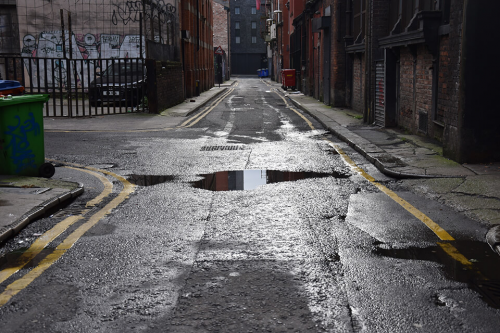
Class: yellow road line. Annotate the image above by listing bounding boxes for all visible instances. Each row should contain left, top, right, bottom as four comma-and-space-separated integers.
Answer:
0, 164, 135, 307
179, 88, 235, 128
0, 215, 83, 285
179, 84, 238, 128
437, 242, 487, 279
437, 242, 474, 268
273, 89, 455, 241
0, 166, 113, 285
64, 166, 113, 207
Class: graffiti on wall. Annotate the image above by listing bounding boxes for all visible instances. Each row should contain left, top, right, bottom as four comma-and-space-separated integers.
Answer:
21, 31, 145, 88
112, 0, 176, 45
5, 113, 41, 173
112, 0, 176, 26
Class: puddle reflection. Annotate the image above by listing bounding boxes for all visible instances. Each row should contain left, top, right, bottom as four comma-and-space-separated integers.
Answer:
192, 170, 344, 191
127, 170, 347, 189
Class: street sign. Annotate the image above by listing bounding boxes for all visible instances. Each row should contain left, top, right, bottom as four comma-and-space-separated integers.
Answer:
214, 46, 224, 55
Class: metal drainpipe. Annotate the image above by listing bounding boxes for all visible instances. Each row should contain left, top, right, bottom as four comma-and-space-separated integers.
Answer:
197, 0, 201, 95
364, 0, 372, 123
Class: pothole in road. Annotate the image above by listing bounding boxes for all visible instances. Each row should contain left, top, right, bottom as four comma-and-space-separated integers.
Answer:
127, 170, 349, 189
374, 241, 500, 309
191, 169, 349, 191
127, 175, 176, 186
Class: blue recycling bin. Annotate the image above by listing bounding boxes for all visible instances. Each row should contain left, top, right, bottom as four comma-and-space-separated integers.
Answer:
257, 69, 262, 77
0, 80, 24, 96
261, 69, 269, 77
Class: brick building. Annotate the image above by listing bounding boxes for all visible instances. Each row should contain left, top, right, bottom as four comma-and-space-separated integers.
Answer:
0, 0, 186, 113
213, 0, 230, 80
181, 0, 215, 97
230, 0, 267, 75
342, 0, 500, 163
270, 0, 500, 163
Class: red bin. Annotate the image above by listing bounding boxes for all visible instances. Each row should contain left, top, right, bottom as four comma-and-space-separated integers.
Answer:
281, 69, 296, 90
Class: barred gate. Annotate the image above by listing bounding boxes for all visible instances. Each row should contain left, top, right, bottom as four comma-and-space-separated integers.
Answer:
1, 55, 147, 117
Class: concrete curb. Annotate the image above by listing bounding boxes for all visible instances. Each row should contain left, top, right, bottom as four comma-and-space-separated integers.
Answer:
281, 92, 455, 180
0, 182, 84, 245
183, 87, 229, 118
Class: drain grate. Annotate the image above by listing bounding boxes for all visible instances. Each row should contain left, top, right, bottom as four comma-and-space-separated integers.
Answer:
473, 280, 500, 308
201, 145, 247, 151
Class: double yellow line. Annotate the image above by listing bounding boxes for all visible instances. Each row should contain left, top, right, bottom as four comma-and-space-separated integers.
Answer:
0, 163, 135, 307
0, 85, 238, 306
271, 87, 482, 271
179, 83, 238, 128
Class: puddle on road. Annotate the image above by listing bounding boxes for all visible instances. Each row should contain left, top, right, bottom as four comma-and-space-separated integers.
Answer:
374, 241, 500, 308
127, 170, 348, 189
192, 170, 347, 191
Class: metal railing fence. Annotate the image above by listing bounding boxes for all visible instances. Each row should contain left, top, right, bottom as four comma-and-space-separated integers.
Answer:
1, 55, 147, 117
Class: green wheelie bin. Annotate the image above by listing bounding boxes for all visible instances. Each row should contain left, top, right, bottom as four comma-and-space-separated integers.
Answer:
0, 94, 55, 178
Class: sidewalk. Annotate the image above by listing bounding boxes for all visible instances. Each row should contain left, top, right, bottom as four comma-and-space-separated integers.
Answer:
0, 175, 83, 244
1, 78, 499, 253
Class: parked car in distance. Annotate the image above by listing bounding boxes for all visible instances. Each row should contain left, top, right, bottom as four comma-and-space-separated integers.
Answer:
88, 60, 146, 107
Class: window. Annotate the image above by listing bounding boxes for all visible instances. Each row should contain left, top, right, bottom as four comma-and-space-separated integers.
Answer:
352, 0, 365, 40
389, 0, 437, 33
252, 21, 256, 29
235, 21, 240, 43
251, 6, 256, 14
235, 6, 240, 14
252, 36, 257, 43
0, 15, 13, 37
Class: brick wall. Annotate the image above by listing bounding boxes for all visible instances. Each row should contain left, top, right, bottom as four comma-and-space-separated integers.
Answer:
155, 61, 185, 111
439, 0, 463, 159
352, 55, 364, 112
398, 48, 414, 131
213, 0, 229, 52
331, 0, 345, 106
437, 35, 450, 124
439, 1, 463, 128
181, 0, 214, 98
213, 0, 230, 80
415, 44, 433, 133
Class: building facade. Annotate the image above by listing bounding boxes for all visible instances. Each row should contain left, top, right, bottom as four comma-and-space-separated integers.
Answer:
342, 0, 500, 163
181, 0, 215, 97
0, 0, 217, 111
213, 0, 231, 81
268, 0, 500, 163
230, 0, 267, 75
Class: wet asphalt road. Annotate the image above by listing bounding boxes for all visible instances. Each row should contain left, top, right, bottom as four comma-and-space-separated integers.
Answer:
1, 78, 500, 332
